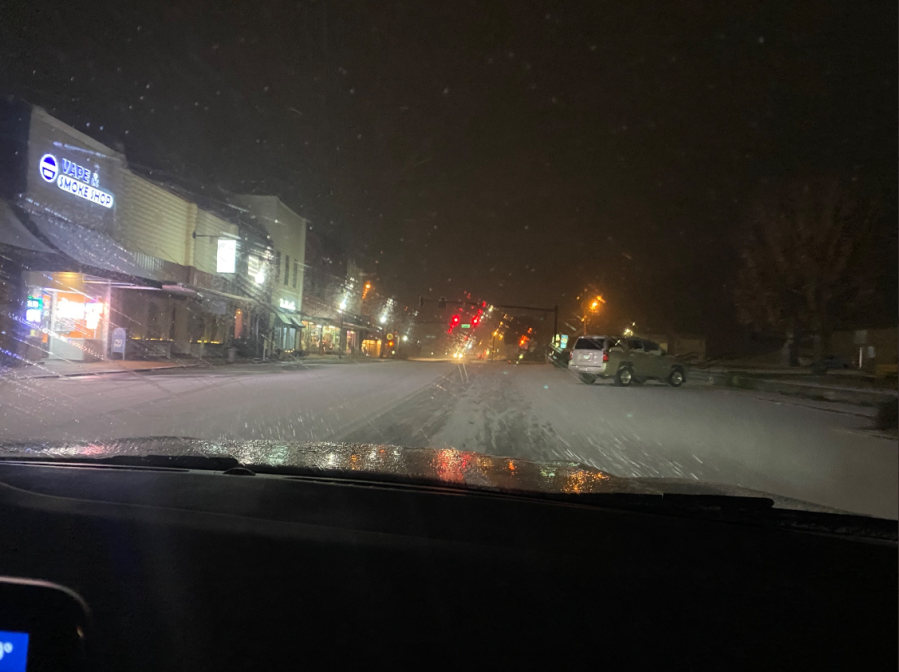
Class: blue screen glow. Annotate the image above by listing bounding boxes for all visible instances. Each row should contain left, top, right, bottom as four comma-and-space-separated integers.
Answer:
0, 631, 29, 672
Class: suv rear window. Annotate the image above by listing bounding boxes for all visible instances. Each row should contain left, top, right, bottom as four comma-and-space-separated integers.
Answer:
574, 338, 605, 350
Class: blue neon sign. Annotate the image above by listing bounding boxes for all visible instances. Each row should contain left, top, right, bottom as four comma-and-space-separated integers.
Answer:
37, 152, 114, 209
39, 154, 58, 182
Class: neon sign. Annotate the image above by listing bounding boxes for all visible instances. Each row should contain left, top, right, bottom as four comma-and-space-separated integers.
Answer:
55, 298, 104, 329
25, 296, 43, 324
84, 302, 104, 330
39, 154, 58, 182
38, 153, 115, 209
56, 297, 86, 320
279, 298, 296, 311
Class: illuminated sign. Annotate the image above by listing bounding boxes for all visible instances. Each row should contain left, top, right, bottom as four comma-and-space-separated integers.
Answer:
279, 298, 296, 311
84, 302, 104, 330
38, 153, 114, 208
56, 297, 86, 320
216, 238, 237, 274
55, 298, 104, 330
39, 154, 58, 182
25, 296, 43, 324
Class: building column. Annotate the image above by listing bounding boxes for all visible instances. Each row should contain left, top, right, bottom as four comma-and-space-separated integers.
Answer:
0, 254, 28, 367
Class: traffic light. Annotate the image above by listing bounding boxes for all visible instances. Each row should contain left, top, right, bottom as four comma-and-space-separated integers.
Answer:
471, 315, 480, 327
387, 339, 395, 348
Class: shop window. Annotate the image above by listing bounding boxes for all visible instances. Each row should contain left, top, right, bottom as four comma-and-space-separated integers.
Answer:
285, 255, 290, 286
147, 303, 161, 340
234, 309, 244, 339
190, 310, 205, 343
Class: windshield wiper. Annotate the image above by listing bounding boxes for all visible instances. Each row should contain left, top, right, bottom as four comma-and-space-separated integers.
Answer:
0, 453, 242, 472
568, 491, 896, 541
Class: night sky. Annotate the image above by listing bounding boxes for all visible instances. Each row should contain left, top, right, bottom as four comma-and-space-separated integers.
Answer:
1, 1, 895, 339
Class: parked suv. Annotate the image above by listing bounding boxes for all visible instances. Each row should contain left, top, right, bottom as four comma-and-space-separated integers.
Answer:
569, 335, 686, 387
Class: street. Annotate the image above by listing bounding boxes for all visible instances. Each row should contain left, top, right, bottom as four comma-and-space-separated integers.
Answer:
0, 359, 895, 518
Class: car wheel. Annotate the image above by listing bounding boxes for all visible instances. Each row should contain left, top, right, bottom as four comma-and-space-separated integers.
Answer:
668, 367, 685, 387
615, 367, 633, 387
578, 373, 596, 384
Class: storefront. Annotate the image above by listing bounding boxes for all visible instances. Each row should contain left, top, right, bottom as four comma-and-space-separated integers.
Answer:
345, 329, 358, 354
273, 313, 303, 353
0, 101, 175, 364
22, 271, 111, 361
302, 321, 342, 354
269, 283, 303, 355
361, 337, 382, 358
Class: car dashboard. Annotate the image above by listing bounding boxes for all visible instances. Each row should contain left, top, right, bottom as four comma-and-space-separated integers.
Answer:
0, 460, 895, 671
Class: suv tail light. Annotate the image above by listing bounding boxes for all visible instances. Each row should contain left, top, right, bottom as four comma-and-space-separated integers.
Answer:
568, 352, 573, 361
602, 352, 609, 362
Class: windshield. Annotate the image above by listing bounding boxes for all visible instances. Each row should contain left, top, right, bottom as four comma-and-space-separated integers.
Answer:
0, 1, 895, 520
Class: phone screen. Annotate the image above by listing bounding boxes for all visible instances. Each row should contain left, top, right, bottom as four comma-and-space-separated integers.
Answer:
0, 631, 29, 672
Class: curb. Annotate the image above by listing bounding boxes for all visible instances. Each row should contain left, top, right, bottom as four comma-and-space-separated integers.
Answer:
4, 362, 202, 380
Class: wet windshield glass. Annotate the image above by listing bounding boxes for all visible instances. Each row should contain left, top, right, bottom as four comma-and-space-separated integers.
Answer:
0, 0, 895, 520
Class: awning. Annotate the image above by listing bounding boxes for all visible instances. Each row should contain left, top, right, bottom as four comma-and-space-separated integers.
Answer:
0, 201, 54, 253
289, 316, 305, 328
273, 312, 294, 327
188, 286, 261, 305
28, 210, 161, 282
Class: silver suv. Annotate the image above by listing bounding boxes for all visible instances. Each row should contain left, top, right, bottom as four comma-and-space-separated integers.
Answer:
569, 335, 686, 387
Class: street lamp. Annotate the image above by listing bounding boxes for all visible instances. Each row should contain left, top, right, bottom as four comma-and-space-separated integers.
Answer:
583, 295, 604, 335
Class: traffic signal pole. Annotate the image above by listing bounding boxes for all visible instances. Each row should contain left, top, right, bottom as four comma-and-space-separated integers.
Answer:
417, 297, 560, 352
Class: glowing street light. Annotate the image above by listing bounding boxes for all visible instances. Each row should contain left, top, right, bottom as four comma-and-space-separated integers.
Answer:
583, 295, 605, 335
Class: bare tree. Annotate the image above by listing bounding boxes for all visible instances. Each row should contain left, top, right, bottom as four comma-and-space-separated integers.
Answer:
735, 179, 879, 366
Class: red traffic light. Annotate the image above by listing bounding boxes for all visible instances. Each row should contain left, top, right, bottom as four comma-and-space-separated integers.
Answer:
471, 315, 480, 327
451, 315, 460, 325
387, 340, 395, 348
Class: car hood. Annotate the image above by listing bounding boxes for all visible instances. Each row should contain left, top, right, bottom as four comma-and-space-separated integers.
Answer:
0, 436, 846, 514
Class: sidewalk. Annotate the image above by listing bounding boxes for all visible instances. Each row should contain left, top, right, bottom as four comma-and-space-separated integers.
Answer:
690, 368, 897, 406
0, 358, 201, 380
0, 352, 390, 381
699, 364, 891, 384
